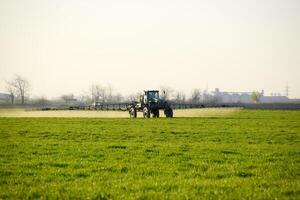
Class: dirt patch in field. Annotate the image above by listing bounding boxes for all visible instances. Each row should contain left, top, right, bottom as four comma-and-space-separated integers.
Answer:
0, 108, 241, 118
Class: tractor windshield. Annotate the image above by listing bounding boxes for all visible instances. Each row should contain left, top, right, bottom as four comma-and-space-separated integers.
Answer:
148, 91, 159, 100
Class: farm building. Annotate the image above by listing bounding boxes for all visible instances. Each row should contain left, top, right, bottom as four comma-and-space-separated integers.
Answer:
211, 88, 290, 103
0, 92, 10, 101
212, 88, 253, 103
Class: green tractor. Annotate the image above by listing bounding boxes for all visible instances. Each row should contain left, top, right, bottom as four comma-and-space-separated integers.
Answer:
128, 90, 173, 118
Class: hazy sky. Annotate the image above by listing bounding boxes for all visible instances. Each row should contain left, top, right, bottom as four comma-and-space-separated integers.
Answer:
0, 0, 299, 98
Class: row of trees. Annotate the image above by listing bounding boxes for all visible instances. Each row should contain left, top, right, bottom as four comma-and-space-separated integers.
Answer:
3, 75, 125, 105
159, 86, 215, 103
2, 75, 263, 106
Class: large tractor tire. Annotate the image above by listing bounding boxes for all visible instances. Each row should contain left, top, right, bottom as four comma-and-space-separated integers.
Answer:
164, 107, 173, 118
143, 107, 151, 118
152, 109, 160, 118
129, 107, 137, 118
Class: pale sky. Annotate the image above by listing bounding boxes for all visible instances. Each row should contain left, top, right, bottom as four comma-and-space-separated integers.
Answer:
0, 0, 299, 98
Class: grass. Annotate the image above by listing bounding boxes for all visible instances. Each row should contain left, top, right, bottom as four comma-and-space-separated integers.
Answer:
0, 109, 299, 199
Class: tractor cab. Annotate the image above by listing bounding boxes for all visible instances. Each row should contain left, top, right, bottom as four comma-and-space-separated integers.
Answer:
144, 90, 159, 104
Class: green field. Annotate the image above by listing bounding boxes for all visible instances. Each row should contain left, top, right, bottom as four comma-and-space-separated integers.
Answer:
0, 109, 299, 199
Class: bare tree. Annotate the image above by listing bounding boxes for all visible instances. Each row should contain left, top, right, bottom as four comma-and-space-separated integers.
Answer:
33, 96, 50, 107
5, 83, 16, 104
126, 92, 142, 102
91, 84, 101, 104
182, 93, 186, 103
126, 94, 136, 102
90, 85, 97, 103
190, 89, 201, 103
202, 89, 209, 103
61, 94, 74, 104
174, 90, 186, 103
79, 94, 92, 105
251, 91, 262, 103
107, 85, 113, 102
7, 75, 30, 104
90, 84, 109, 104
112, 93, 123, 103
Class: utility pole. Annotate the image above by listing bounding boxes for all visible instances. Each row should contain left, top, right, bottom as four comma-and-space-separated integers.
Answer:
285, 82, 289, 97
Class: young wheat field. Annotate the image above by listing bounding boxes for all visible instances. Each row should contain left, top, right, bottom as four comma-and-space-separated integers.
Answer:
0, 109, 299, 199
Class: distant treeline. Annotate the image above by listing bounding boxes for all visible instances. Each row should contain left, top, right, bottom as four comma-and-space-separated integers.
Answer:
1, 75, 298, 107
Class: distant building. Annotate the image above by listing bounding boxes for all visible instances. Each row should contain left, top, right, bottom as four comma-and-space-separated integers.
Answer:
0, 92, 11, 104
211, 88, 290, 103
66, 98, 77, 102
212, 88, 253, 103
260, 95, 289, 103
0, 93, 10, 100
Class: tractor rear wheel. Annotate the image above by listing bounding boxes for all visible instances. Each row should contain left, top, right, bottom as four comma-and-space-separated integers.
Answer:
143, 107, 150, 118
164, 107, 173, 118
129, 107, 137, 118
153, 109, 159, 118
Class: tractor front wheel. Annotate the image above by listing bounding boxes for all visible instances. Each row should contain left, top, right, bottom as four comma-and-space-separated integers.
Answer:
153, 109, 160, 118
129, 107, 137, 118
143, 107, 150, 118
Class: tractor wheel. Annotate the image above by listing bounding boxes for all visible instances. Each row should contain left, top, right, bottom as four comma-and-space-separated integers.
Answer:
164, 107, 173, 118
156, 109, 160, 118
143, 107, 150, 118
153, 109, 159, 118
129, 107, 137, 118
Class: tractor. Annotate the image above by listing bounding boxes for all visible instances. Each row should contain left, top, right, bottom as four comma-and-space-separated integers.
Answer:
128, 90, 173, 118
